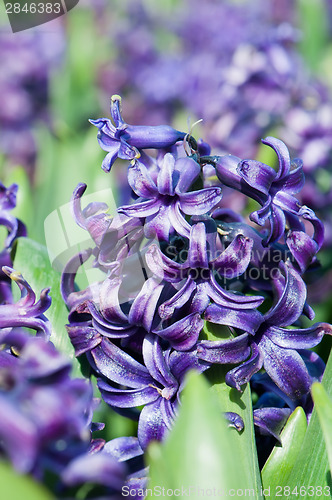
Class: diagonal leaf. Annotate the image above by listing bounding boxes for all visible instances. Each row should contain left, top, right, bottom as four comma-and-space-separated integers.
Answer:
280, 348, 332, 491
262, 407, 307, 489
311, 382, 332, 473
147, 371, 263, 498
203, 322, 263, 497
0, 461, 54, 500
12, 237, 82, 377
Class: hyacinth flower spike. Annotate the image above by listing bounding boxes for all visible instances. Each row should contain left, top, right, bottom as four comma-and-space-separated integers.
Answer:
198, 261, 332, 400
90, 95, 186, 172
90, 333, 210, 450
118, 153, 222, 240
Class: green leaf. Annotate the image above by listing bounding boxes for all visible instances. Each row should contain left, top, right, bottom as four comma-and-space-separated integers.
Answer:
262, 407, 307, 489
280, 348, 332, 490
311, 382, 332, 473
0, 461, 54, 500
12, 237, 82, 377
147, 372, 263, 498
203, 322, 263, 497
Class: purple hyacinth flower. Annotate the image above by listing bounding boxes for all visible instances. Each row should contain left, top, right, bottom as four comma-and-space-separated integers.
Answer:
90, 333, 210, 450
0, 334, 94, 476
236, 137, 305, 245
198, 261, 332, 400
215, 137, 306, 246
0, 267, 51, 340
146, 219, 264, 329
118, 153, 222, 240
90, 94, 186, 172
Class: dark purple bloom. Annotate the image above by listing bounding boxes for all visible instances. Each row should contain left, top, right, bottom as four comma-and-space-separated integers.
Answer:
90, 94, 186, 172
118, 154, 222, 240
146, 219, 264, 329
0, 266, 51, 340
90, 333, 210, 450
215, 137, 307, 245
198, 262, 332, 400
0, 334, 93, 476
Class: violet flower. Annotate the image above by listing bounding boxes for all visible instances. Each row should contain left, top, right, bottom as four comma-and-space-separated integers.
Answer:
0, 266, 51, 340
215, 137, 306, 245
118, 153, 222, 240
146, 219, 264, 331
90, 95, 186, 172
90, 333, 210, 450
198, 262, 332, 400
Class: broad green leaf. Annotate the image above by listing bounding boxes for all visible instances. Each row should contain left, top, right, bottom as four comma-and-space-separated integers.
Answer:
203, 322, 263, 497
262, 407, 307, 489
12, 237, 82, 377
311, 383, 332, 473
0, 461, 54, 500
147, 372, 263, 498
281, 348, 332, 490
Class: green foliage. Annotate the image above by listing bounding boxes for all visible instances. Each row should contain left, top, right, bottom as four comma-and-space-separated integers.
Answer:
0, 461, 54, 500
12, 237, 82, 377
147, 371, 263, 499
312, 382, 332, 474
262, 407, 307, 489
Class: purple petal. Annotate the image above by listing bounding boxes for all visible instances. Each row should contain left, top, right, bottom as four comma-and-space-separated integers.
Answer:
237, 159, 276, 195
175, 157, 201, 193
179, 187, 222, 215
188, 223, 209, 269
128, 160, 158, 198
262, 137, 291, 180
126, 124, 186, 150
103, 437, 143, 462
145, 244, 184, 283
264, 263, 306, 327
91, 339, 153, 388
144, 205, 173, 241
62, 451, 125, 489
0, 396, 38, 473
286, 231, 318, 273
204, 303, 262, 335
142, 334, 178, 390
299, 206, 324, 251
207, 273, 265, 309
265, 323, 332, 349
157, 153, 176, 195
197, 333, 250, 364
158, 278, 196, 319
224, 412, 244, 431
129, 278, 164, 331
272, 160, 304, 195
212, 234, 253, 278
254, 407, 291, 442
99, 275, 129, 324
98, 380, 158, 408
119, 198, 160, 218
137, 399, 169, 450
259, 335, 311, 400
225, 343, 264, 391
154, 313, 204, 351
169, 202, 192, 237
169, 350, 210, 383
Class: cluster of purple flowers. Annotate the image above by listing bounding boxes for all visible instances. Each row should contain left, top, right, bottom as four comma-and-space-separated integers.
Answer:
0, 25, 64, 170
97, 0, 332, 251
62, 96, 331, 461
0, 180, 147, 497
